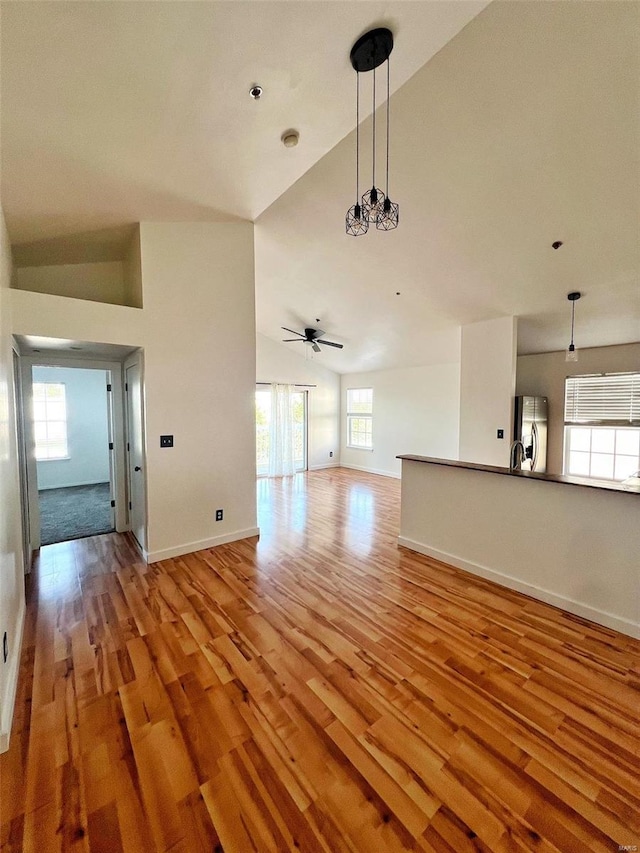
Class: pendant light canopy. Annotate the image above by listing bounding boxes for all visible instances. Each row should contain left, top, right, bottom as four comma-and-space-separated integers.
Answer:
345, 28, 399, 236
565, 291, 581, 362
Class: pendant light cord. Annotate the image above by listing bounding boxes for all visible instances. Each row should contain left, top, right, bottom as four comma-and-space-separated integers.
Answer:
385, 57, 390, 197
570, 299, 575, 347
372, 66, 376, 189
355, 72, 360, 203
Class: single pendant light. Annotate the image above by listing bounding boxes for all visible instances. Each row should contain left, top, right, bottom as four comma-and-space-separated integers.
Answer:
376, 54, 399, 230
565, 291, 581, 362
361, 65, 386, 220
346, 72, 368, 236
345, 27, 396, 236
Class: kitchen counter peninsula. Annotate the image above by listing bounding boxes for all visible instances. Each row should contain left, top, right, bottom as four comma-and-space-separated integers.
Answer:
397, 455, 639, 638
398, 454, 640, 494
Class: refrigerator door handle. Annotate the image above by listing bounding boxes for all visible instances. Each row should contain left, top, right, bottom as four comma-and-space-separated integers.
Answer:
531, 421, 539, 471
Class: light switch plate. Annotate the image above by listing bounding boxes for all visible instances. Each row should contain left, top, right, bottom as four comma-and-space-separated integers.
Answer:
160, 435, 174, 447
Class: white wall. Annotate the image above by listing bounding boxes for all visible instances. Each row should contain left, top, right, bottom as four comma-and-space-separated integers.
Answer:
33, 366, 110, 490
256, 334, 340, 470
517, 343, 640, 475
13, 261, 127, 306
340, 361, 461, 478
399, 458, 639, 637
11, 221, 257, 562
459, 316, 516, 466
0, 207, 25, 752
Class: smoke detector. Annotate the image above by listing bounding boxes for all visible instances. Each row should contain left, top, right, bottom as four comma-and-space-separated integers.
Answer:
281, 130, 300, 148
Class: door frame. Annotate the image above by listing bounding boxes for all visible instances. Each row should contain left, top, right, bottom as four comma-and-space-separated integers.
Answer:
12, 347, 31, 572
124, 350, 148, 556
18, 354, 128, 549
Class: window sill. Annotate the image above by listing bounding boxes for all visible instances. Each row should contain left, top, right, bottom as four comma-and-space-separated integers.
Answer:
36, 456, 70, 462
346, 446, 374, 452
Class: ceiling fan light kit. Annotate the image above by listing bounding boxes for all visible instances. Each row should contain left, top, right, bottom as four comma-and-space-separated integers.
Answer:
345, 27, 399, 236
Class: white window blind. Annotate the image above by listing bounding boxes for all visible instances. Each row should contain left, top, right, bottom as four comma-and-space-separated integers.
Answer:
564, 372, 640, 425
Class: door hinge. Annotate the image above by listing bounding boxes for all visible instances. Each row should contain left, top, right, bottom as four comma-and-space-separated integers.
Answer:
125, 383, 128, 391
110, 500, 115, 508
129, 501, 132, 510
106, 383, 112, 392
127, 442, 130, 452
109, 442, 114, 450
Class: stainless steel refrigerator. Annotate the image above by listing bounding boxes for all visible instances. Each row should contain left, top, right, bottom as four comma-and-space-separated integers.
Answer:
513, 396, 548, 472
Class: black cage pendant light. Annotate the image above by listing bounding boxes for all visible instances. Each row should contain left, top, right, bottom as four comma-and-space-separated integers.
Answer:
345, 72, 368, 236
345, 27, 399, 236
377, 54, 399, 230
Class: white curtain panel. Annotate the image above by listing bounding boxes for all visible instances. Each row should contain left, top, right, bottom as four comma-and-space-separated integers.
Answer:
268, 383, 296, 477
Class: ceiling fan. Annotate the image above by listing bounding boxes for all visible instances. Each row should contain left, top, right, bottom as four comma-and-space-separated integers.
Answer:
281, 326, 344, 353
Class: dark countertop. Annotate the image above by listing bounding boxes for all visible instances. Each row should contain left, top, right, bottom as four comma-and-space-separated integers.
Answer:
397, 454, 640, 495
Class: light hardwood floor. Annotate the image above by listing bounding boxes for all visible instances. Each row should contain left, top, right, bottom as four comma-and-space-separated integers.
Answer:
1, 468, 638, 852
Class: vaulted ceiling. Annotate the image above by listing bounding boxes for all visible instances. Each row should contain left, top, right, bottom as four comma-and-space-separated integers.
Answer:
2, 1, 638, 373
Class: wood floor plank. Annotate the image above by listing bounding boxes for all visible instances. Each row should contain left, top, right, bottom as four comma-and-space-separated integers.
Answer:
2, 468, 638, 852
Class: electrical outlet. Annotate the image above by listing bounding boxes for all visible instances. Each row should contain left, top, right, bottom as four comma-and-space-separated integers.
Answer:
497, 429, 504, 439
215, 509, 223, 522
329, 451, 333, 458
2, 631, 7, 663
160, 435, 174, 448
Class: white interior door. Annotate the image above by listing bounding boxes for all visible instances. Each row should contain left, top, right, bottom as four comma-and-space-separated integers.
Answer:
125, 359, 146, 551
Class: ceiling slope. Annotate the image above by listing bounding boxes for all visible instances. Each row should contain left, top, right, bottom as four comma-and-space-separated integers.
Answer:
255, 0, 640, 372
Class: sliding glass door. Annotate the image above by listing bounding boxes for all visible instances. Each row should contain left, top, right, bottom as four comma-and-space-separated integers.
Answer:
256, 388, 307, 476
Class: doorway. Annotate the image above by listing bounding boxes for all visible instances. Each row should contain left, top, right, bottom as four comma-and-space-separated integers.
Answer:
15, 343, 136, 557
32, 365, 115, 545
256, 387, 307, 476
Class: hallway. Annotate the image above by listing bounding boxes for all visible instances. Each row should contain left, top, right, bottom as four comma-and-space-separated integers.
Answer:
1, 469, 638, 852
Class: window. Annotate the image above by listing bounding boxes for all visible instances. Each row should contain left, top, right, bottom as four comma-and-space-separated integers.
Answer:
564, 372, 640, 481
33, 382, 69, 460
347, 387, 373, 449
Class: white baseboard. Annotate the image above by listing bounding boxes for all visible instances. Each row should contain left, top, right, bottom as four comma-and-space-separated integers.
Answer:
147, 527, 260, 563
398, 536, 639, 640
0, 601, 26, 754
340, 463, 401, 479
308, 462, 340, 471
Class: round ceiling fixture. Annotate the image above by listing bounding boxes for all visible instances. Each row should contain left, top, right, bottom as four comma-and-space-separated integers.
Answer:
281, 130, 299, 148
350, 28, 394, 73
249, 85, 263, 100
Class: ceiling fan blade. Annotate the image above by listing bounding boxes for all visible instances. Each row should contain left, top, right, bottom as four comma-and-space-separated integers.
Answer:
282, 338, 304, 342
318, 340, 343, 349
312, 341, 321, 353
281, 326, 305, 337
